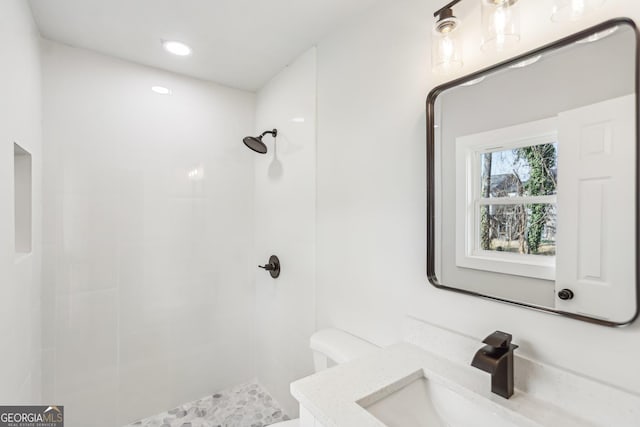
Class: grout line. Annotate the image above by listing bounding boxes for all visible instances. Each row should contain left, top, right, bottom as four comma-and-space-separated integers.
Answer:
313, 44, 319, 334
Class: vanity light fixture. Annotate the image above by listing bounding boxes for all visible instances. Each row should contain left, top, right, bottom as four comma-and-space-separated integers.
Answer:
162, 40, 192, 56
481, 0, 521, 53
432, 0, 464, 74
551, 0, 606, 23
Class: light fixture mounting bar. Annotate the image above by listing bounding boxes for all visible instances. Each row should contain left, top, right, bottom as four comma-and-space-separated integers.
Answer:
434, 0, 463, 18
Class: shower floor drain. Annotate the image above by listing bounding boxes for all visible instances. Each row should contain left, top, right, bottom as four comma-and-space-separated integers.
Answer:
124, 380, 290, 427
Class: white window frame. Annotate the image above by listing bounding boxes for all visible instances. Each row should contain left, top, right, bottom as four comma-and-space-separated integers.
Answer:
455, 117, 558, 281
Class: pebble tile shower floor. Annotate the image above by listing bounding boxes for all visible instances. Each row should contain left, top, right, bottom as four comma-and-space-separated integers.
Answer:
125, 381, 290, 427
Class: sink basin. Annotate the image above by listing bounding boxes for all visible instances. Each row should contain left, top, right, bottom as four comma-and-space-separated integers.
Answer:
359, 374, 518, 427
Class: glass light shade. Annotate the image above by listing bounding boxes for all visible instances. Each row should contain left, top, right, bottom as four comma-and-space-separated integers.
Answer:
432, 22, 463, 74
551, 0, 606, 22
481, 0, 521, 53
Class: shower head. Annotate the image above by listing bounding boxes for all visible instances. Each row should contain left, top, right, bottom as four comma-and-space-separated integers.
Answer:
243, 135, 267, 154
243, 129, 277, 154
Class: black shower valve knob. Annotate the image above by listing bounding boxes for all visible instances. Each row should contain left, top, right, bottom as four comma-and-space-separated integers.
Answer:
258, 255, 280, 279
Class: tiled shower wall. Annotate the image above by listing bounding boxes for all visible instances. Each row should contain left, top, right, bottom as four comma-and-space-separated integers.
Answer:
0, 0, 43, 403
41, 41, 257, 426
253, 47, 317, 416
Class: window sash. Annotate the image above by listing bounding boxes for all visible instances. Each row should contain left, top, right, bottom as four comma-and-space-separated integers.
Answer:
455, 117, 559, 281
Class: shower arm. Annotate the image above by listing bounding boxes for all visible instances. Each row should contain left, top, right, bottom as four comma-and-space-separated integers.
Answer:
260, 129, 278, 138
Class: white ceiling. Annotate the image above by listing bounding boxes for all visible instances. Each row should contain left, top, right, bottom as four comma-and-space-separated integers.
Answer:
28, 0, 380, 91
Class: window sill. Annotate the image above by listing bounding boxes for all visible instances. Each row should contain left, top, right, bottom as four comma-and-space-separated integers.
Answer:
456, 252, 555, 281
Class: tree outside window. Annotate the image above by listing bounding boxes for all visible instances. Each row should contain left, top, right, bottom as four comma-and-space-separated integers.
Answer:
479, 143, 557, 256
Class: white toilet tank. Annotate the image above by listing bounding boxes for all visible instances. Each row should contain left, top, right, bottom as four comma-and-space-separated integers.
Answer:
310, 328, 379, 372
270, 329, 379, 427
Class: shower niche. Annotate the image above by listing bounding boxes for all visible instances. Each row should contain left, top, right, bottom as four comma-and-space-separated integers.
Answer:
14, 142, 32, 257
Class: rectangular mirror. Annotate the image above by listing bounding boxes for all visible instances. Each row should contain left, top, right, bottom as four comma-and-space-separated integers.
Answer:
426, 19, 639, 326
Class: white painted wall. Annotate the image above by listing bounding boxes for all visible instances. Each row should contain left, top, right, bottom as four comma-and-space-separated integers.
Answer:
316, 0, 640, 397
41, 41, 256, 426
253, 47, 317, 417
0, 0, 43, 404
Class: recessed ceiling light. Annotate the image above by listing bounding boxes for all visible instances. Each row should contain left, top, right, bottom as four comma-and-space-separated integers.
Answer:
152, 86, 171, 95
291, 117, 305, 123
162, 40, 192, 56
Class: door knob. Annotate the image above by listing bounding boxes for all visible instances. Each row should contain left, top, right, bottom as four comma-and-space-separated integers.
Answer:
558, 289, 574, 300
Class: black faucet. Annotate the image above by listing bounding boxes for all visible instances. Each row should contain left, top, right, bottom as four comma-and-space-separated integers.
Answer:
471, 331, 518, 399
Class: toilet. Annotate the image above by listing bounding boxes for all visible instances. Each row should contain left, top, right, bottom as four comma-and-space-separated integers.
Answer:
271, 328, 379, 427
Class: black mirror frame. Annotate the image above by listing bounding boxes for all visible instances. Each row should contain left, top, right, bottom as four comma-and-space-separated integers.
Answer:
425, 18, 640, 327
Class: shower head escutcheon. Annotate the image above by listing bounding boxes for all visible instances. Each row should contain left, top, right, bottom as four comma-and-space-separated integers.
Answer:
243, 129, 278, 154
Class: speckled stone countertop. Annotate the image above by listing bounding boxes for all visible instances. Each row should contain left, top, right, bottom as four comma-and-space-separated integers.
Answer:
290, 343, 595, 427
